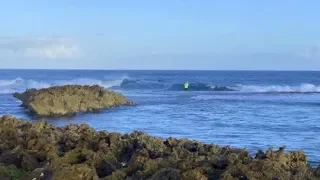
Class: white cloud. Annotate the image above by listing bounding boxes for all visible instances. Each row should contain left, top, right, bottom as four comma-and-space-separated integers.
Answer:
0, 36, 82, 59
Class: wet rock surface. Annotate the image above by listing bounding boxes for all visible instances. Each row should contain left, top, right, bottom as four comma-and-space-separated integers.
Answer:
13, 85, 135, 117
0, 115, 319, 180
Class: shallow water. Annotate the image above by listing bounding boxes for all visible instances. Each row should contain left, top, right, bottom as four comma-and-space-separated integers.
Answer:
0, 70, 320, 166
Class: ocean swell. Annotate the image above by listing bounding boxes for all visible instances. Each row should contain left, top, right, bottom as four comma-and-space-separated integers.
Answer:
0, 77, 320, 94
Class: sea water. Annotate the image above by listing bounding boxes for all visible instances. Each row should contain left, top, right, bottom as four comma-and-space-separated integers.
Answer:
0, 70, 319, 166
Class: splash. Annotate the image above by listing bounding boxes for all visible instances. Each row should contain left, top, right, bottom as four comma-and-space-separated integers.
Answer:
0, 77, 24, 86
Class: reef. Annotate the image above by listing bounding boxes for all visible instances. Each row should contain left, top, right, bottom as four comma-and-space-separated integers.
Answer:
12, 85, 135, 117
0, 115, 319, 180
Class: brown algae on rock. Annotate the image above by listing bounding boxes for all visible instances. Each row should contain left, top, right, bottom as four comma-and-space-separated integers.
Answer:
0, 115, 319, 180
12, 85, 135, 117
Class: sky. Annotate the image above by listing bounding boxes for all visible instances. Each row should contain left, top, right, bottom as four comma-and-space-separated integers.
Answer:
1, 0, 320, 70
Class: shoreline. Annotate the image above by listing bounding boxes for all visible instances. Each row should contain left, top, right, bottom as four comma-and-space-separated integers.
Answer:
0, 115, 319, 180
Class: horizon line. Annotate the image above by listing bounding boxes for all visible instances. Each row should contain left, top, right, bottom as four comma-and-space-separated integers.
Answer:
0, 68, 319, 72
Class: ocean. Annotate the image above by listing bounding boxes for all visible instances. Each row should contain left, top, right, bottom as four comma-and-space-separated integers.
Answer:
0, 69, 319, 166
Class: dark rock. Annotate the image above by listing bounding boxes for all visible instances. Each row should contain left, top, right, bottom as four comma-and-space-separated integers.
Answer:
147, 168, 181, 180
316, 165, 320, 176
0, 152, 22, 168
255, 149, 267, 159
21, 153, 39, 171
0, 177, 10, 180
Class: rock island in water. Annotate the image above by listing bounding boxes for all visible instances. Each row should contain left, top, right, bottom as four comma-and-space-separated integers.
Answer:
13, 85, 135, 117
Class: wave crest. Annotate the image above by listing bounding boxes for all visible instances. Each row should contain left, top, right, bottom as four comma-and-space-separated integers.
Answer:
0, 77, 24, 86
0, 76, 319, 94
0, 76, 127, 94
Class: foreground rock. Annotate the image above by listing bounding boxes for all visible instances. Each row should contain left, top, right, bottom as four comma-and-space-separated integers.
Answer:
0, 116, 319, 180
13, 85, 135, 117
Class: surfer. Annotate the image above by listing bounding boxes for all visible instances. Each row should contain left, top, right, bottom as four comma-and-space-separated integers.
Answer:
184, 81, 189, 91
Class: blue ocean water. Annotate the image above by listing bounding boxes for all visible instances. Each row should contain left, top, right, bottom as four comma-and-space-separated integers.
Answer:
0, 70, 320, 166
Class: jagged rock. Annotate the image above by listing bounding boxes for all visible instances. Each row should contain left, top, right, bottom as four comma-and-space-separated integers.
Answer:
21, 153, 39, 171
0, 164, 11, 177
181, 168, 208, 180
147, 168, 181, 180
52, 164, 99, 180
0, 151, 23, 168
23, 168, 51, 180
13, 85, 135, 117
315, 165, 320, 177
0, 115, 319, 180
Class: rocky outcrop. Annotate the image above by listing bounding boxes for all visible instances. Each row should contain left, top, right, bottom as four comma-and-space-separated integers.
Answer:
13, 85, 135, 117
0, 115, 319, 180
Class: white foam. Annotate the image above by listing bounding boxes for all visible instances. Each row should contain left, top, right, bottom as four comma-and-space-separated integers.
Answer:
57, 76, 127, 88
103, 75, 129, 88
191, 95, 218, 100
0, 76, 128, 94
238, 83, 320, 93
0, 77, 24, 86
0, 89, 15, 94
26, 80, 51, 89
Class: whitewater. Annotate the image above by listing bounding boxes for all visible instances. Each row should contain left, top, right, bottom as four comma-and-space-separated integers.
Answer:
0, 70, 320, 166
1, 76, 320, 94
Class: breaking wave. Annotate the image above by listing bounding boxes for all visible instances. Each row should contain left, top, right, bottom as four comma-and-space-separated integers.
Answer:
0, 76, 127, 94
0, 76, 320, 94
0, 78, 24, 87
237, 84, 320, 93
117, 80, 320, 93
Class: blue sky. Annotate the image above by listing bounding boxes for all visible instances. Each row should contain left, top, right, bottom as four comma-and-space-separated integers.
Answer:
1, 0, 320, 70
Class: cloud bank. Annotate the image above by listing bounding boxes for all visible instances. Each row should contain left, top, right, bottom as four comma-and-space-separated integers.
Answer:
0, 36, 82, 59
